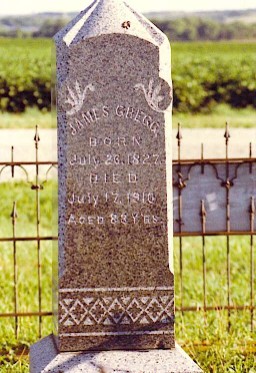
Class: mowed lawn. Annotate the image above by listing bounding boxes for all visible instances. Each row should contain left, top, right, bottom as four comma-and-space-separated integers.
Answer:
0, 181, 255, 372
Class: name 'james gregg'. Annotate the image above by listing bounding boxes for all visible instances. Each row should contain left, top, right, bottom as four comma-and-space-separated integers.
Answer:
68, 105, 162, 136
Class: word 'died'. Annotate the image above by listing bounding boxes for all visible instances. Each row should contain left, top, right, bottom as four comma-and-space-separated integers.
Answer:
89, 172, 138, 184
68, 104, 162, 137
68, 192, 157, 207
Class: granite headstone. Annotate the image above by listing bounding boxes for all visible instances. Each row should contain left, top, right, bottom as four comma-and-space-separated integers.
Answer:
30, 0, 202, 371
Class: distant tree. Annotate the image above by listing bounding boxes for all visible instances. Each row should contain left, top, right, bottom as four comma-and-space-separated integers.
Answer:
197, 19, 219, 40
0, 28, 29, 38
33, 18, 68, 37
218, 24, 236, 40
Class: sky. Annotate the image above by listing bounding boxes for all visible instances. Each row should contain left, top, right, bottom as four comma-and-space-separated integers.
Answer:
0, 0, 256, 16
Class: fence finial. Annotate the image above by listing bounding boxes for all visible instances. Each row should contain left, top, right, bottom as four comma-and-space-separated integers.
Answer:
10, 201, 18, 221
176, 123, 182, 164
34, 125, 40, 148
176, 123, 182, 142
224, 122, 231, 145
11, 146, 14, 178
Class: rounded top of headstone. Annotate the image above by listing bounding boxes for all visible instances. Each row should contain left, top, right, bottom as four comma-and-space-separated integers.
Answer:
54, 0, 168, 47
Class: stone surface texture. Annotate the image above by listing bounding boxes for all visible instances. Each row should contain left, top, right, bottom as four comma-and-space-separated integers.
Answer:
54, 0, 173, 352
30, 335, 203, 373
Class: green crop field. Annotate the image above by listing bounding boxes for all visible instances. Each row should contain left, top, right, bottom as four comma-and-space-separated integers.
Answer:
172, 41, 256, 113
0, 38, 255, 129
0, 38, 51, 113
0, 181, 255, 372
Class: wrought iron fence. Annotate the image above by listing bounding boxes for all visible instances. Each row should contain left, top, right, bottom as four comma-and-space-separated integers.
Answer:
0, 126, 57, 339
173, 124, 255, 334
0, 125, 255, 342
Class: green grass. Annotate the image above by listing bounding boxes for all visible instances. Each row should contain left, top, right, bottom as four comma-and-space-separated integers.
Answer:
171, 40, 256, 58
0, 108, 53, 129
173, 104, 256, 129
0, 181, 255, 372
174, 236, 256, 372
1, 104, 255, 130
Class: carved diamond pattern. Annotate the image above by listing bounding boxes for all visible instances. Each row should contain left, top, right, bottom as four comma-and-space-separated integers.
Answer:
108, 299, 125, 323
60, 294, 174, 326
89, 299, 107, 324
145, 298, 164, 322
69, 299, 88, 325
126, 299, 144, 322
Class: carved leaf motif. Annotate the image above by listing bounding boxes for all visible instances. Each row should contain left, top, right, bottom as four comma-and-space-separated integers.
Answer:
65, 81, 95, 116
134, 78, 170, 113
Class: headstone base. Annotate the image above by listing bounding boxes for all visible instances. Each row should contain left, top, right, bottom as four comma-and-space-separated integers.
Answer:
30, 334, 202, 373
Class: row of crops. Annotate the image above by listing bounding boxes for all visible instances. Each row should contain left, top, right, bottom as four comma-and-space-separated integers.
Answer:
0, 38, 256, 113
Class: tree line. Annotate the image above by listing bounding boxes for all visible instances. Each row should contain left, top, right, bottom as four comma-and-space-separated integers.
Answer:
0, 16, 256, 40
154, 17, 256, 41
